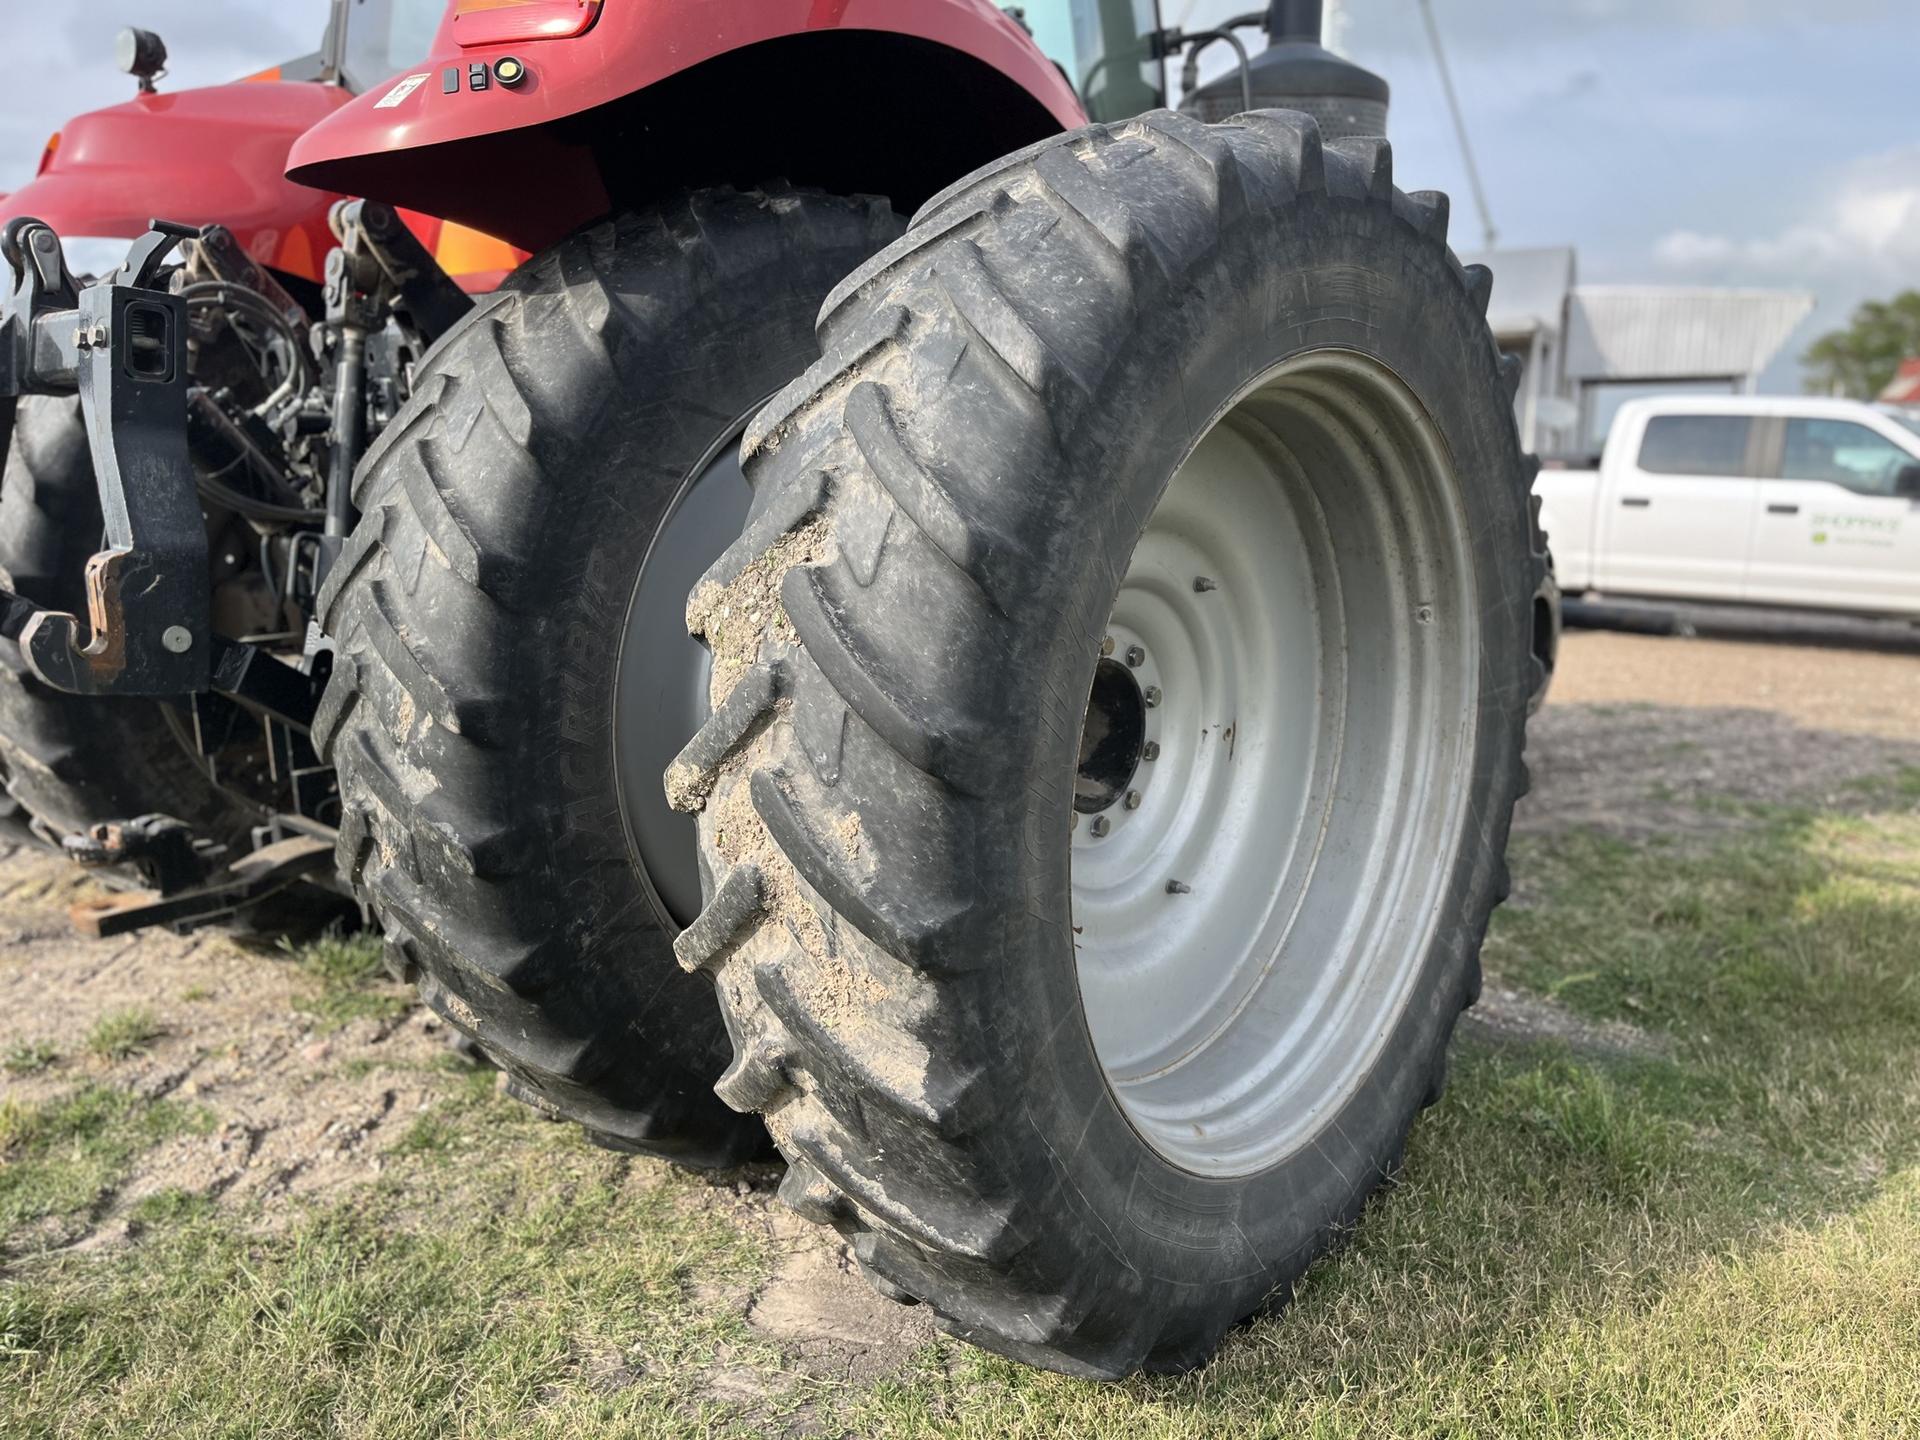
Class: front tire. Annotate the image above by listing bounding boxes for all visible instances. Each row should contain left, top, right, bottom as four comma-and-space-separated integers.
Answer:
316, 187, 903, 1167
673, 114, 1542, 1374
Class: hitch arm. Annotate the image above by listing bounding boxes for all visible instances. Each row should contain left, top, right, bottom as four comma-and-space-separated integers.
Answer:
334, 199, 474, 347
1, 218, 212, 697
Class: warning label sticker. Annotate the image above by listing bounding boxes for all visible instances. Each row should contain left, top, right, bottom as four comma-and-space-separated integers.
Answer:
374, 73, 430, 109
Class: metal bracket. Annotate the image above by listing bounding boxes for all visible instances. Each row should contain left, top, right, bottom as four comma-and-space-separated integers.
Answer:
333, 199, 474, 348
63, 813, 213, 894
0, 217, 79, 462
23, 275, 211, 695
1, 218, 214, 697
68, 833, 335, 937
0, 217, 338, 732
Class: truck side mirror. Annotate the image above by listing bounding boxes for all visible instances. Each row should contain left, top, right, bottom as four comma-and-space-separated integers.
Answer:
1896, 463, 1920, 500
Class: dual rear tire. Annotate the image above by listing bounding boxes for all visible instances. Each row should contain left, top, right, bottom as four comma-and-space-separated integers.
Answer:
320, 114, 1538, 1376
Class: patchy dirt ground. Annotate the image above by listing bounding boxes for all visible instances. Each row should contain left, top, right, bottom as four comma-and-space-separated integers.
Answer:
0, 853, 937, 1387
2, 614, 1917, 1426
0, 859, 449, 1237
1520, 620, 1920, 841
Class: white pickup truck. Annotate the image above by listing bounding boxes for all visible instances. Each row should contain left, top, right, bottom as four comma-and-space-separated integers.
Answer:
1536, 395, 1920, 619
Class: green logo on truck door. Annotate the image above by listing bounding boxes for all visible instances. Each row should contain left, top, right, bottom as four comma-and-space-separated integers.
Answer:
1810, 513, 1899, 548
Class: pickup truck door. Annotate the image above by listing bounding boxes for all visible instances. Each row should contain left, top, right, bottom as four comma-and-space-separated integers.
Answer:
1597, 413, 1761, 601
1746, 416, 1920, 617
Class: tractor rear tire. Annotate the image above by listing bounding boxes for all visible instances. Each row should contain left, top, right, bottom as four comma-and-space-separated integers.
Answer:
0, 395, 261, 864
672, 113, 1542, 1376
316, 187, 903, 1167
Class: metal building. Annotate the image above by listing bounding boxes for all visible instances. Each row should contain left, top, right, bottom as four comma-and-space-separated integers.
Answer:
1459, 246, 1814, 457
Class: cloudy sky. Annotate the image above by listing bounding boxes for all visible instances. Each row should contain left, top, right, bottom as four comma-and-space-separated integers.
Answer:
6, 1, 1915, 389
1, 3, 331, 175
1182, 0, 1920, 387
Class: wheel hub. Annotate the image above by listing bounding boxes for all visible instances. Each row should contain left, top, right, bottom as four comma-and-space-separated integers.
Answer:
1074, 651, 1153, 822
1069, 350, 1479, 1179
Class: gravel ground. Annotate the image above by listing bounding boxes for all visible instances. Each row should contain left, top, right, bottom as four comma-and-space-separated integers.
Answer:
1520, 612, 1920, 841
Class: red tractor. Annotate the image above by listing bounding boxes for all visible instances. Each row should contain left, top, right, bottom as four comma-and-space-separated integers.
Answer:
1, 0, 1543, 1379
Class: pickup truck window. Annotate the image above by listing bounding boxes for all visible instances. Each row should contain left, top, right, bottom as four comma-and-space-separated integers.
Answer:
1636, 415, 1752, 477
1780, 418, 1912, 496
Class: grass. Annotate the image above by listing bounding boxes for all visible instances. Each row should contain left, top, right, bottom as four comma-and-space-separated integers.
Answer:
285, 931, 409, 1031
0, 1085, 211, 1248
2, 786, 1917, 1435
81, 1010, 160, 1062
1, 1092, 782, 1436
3, 1041, 59, 1076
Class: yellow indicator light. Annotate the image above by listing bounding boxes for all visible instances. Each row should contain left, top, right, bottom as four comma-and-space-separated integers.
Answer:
494, 56, 527, 86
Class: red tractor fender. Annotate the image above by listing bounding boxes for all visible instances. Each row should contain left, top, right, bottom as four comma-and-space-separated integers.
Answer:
288, 0, 1088, 255
0, 80, 350, 286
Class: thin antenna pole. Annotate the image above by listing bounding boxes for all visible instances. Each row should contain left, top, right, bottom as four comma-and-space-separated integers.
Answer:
1323, 0, 1349, 56
1416, 0, 1498, 250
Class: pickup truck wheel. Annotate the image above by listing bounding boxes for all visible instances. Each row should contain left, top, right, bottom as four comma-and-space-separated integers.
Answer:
0, 395, 260, 865
673, 112, 1541, 1375
315, 187, 903, 1166
1531, 539, 1561, 714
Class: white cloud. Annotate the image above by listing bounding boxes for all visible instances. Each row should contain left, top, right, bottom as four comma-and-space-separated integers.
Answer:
1653, 231, 1736, 267
1653, 145, 1920, 279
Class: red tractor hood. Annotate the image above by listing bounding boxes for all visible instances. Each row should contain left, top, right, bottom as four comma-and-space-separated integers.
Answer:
1, 80, 351, 285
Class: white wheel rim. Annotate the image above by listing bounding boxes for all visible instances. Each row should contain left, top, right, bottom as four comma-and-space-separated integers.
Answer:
1070, 351, 1480, 1178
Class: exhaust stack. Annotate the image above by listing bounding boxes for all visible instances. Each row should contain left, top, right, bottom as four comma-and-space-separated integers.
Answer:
1181, 1, 1389, 138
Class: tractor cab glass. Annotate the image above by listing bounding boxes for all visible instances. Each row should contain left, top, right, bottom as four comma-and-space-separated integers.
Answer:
1018, 0, 1167, 122
329, 0, 444, 92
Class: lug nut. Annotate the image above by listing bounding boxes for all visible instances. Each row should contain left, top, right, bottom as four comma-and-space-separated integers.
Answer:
1194, 576, 1218, 592
1089, 815, 1112, 838
1143, 685, 1161, 708
1166, 879, 1192, 895
1124, 791, 1142, 810
1100, 635, 1115, 657
1125, 644, 1145, 668
1142, 741, 1160, 761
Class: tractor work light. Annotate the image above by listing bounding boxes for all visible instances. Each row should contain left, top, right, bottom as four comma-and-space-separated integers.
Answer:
452, 0, 602, 47
115, 27, 169, 94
